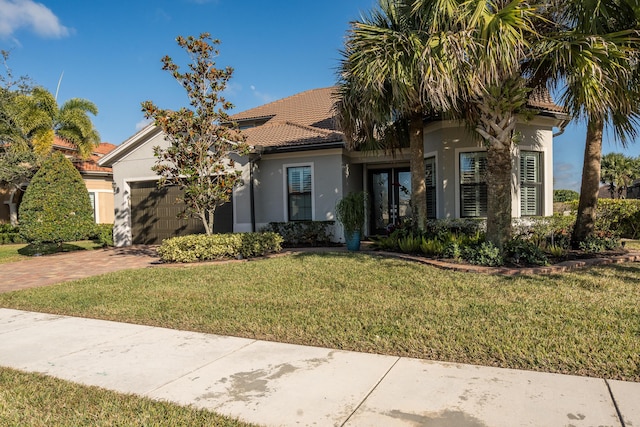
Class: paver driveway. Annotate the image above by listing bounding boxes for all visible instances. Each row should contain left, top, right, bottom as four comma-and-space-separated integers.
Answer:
0, 246, 159, 293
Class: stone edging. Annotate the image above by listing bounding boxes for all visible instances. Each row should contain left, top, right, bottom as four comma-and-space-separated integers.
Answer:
150, 246, 640, 276
350, 250, 640, 276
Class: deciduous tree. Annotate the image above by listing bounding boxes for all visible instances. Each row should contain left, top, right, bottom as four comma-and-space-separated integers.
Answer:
142, 33, 249, 235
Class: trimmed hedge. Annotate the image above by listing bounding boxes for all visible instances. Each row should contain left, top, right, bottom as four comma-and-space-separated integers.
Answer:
261, 221, 334, 247
0, 224, 25, 244
90, 223, 114, 247
157, 232, 283, 263
19, 152, 95, 244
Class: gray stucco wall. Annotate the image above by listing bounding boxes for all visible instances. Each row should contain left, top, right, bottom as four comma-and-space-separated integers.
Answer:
424, 118, 555, 219
111, 131, 169, 246
249, 149, 345, 234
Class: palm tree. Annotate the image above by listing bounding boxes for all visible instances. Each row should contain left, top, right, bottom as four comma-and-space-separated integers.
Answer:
532, 0, 640, 246
11, 87, 100, 158
337, 0, 540, 247
335, 0, 436, 231
601, 152, 637, 198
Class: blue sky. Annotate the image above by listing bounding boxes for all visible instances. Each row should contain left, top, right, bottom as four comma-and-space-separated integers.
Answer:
1, 0, 639, 191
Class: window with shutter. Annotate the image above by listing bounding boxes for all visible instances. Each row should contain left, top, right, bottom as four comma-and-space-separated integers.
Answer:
425, 157, 436, 218
520, 152, 542, 216
287, 166, 312, 221
459, 152, 487, 217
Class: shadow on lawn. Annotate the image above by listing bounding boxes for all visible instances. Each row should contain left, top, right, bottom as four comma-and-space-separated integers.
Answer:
17, 242, 89, 256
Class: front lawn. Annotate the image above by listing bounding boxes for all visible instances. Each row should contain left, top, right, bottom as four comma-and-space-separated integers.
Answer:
0, 244, 27, 264
0, 367, 252, 427
1, 252, 639, 381
0, 241, 102, 264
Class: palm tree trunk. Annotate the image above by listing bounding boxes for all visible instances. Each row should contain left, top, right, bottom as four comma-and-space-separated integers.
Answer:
486, 142, 513, 249
409, 111, 426, 231
572, 116, 604, 248
473, 94, 517, 250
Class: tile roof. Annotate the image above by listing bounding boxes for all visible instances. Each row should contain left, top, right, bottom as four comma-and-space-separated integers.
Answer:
230, 87, 343, 148
53, 138, 115, 175
528, 87, 566, 113
230, 86, 565, 149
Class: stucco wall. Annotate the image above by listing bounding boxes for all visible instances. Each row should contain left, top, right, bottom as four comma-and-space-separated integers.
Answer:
250, 149, 344, 232
84, 177, 114, 224
111, 131, 169, 246
424, 118, 555, 219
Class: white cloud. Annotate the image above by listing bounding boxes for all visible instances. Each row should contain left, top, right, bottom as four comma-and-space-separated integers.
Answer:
0, 0, 71, 38
250, 85, 274, 104
223, 81, 242, 97
135, 118, 153, 131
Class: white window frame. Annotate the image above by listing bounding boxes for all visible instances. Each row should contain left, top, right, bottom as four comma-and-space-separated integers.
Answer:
520, 151, 543, 217
455, 148, 488, 218
283, 162, 314, 222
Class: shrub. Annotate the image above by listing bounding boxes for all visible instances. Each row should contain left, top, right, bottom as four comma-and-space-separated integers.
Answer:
462, 241, 503, 267
90, 223, 114, 247
157, 232, 283, 263
371, 231, 400, 251
578, 231, 621, 253
261, 221, 334, 247
504, 238, 548, 266
420, 237, 445, 256
554, 189, 579, 202
594, 199, 640, 239
512, 215, 574, 250
19, 153, 95, 245
546, 244, 566, 258
425, 218, 486, 238
398, 234, 421, 253
0, 224, 25, 244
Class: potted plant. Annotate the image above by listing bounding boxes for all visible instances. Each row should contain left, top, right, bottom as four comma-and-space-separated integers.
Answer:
335, 191, 367, 251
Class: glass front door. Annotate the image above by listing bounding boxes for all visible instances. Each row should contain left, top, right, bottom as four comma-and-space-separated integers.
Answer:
369, 168, 411, 234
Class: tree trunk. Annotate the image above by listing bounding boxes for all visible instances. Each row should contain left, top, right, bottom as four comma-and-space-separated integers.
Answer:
486, 142, 513, 249
473, 98, 516, 250
572, 116, 604, 248
409, 111, 426, 231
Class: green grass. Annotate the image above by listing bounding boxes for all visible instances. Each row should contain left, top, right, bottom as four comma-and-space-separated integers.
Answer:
0, 240, 102, 264
0, 244, 27, 264
624, 239, 640, 251
1, 252, 639, 381
0, 367, 253, 427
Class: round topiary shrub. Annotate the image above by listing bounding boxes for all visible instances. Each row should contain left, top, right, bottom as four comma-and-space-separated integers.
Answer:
19, 152, 95, 244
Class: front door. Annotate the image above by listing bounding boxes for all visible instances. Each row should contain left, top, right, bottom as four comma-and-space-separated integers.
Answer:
369, 168, 411, 235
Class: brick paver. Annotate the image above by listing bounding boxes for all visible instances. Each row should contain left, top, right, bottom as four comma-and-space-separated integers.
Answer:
0, 246, 159, 293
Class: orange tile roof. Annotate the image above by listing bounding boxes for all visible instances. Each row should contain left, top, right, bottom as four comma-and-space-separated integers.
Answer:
53, 137, 115, 175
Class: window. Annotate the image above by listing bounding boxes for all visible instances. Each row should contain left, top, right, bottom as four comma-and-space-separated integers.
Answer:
520, 151, 542, 216
88, 192, 96, 221
287, 166, 312, 221
460, 152, 487, 218
425, 157, 436, 218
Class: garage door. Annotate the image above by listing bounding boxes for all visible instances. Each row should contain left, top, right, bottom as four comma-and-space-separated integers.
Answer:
130, 181, 233, 245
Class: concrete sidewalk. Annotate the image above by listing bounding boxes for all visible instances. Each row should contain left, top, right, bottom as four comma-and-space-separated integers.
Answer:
1, 308, 638, 427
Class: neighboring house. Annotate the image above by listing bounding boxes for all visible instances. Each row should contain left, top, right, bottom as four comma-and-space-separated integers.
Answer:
0, 138, 116, 225
100, 87, 568, 247
598, 182, 640, 199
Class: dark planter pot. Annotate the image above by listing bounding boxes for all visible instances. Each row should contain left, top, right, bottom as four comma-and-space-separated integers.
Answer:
345, 230, 361, 251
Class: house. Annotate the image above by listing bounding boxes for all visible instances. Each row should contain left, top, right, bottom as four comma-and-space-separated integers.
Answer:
100, 87, 568, 247
0, 138, 116, 225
